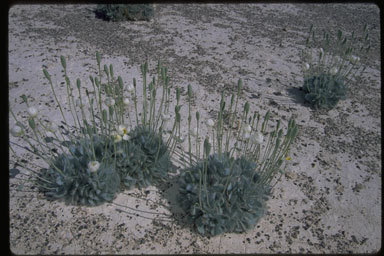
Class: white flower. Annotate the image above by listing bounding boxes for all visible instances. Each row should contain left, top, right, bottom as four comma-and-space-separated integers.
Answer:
303, 63, 310, 71
319, 48, 324, 55
243, 132, 251, 140
330, 67, 338, 75
161, 113, 171, 122
350, 55, 360, 64
127, 84, 134, 93
122, 134, 130, 141
113, 134, 122, 143
88, 161, 100, 173
206, 119, 215, 127
251, 132, 264, 144
123, 98, 130, 106
27, 107, 38, 117
243, 124, 252, 133
47, 121, 58, 133
117, 124, 128, 135
105, 97, 115, 107
190, 127, 199, 137
45, 131, 54, 137
11, 125, 23, 137
178, 136, 185, 143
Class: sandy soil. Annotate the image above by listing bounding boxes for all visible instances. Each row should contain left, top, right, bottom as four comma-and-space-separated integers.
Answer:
9, 4, 381, 254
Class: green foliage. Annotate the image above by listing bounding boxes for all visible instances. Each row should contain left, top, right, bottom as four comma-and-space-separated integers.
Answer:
95, 4, 154, 22
116, 125, 172, 189
301, 24, 371, 110
178, 153, 270, 237
37, 135, 120, 206
303, 73, 347, 110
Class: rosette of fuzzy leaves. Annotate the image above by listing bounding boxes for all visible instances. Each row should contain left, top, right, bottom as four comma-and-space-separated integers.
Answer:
178, 153, 270, 237
116, 125, 172, 189
303, 73, 347, 109
37, 135, 120, 206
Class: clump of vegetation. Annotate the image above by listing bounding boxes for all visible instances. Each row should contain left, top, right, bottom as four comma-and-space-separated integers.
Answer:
301, 24, 371, 109
303, 73, 347, 109
37, 135, 121, 206
179, 153, 270, 236
9, 53, 181, 206
117, 125, 172, 189
177, 81, 298, 236
95, 4, 154, 21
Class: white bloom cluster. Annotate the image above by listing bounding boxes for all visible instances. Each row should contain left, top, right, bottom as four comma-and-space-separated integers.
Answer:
206, 119, 214, 127
127, 84, 134, 93
115, 124, 129, 141
161, 113, 171, 122
350, 55, 360, 64
330, 67, 338, 75
28, 107, 38, 117
123, 98, 130, 106
88, 161, 100, 173
11, 125, 23, 137
251, 132, 264, 144
105, 97, 115, 107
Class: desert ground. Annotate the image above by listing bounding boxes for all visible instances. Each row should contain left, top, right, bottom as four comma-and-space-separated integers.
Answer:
9, 4, 381, 254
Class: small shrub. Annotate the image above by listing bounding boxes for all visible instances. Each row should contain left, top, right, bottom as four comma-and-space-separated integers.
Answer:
37, 135, 120, 206
95, 4, 154, 21
301, 24, 371, 110
9, 53, 181, 206
176, 81, 298, 236
303, 73, 347, 109
179, 153, 270, 236
116, 125, 172, 189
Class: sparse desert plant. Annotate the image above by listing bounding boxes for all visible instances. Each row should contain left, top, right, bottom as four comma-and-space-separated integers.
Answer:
177, 81, 298, 236
95, 4, 154, 22
9, 53, 181, 205
117, 125, 172, 189
301, 24, 371, 109
36, 134, 121, 206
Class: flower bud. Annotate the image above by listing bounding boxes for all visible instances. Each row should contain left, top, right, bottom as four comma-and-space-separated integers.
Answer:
161, 113, 171, 122
60, 56, 66, 70
243, 124, 252, 133
350, 55, 360, 64
117, 124, 128, 135
11, 125, 23, 137
88, 161, 100, 173
330, 67, 338, 75
96, 52, 101, 65
105, 97, 115, 107
178, 136, 185, 143
123, 134, 130, 141
206, 119, 215, 127
113, 134, 122, 143
303, 63, 310, 71
251, 132, 264, 144
123, 98, 130, 106
47, 121, 58, 133
28, 107, 38, 118
243, 132, 251, 140
45, 131, 54, 138
127, 84, 134, 93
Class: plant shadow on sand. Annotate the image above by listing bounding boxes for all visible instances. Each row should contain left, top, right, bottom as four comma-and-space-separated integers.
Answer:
286, 87, 307, 106
286, 86, 340, 113
286, 86, 328, 112
157, 172, 198, 235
